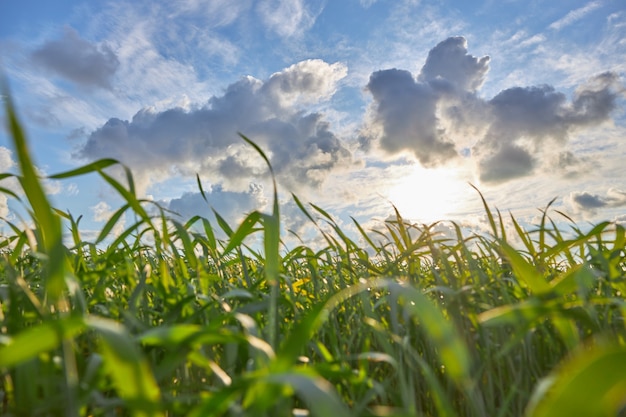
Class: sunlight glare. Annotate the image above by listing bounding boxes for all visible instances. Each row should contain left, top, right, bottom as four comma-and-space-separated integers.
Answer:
386, 165, 469, 223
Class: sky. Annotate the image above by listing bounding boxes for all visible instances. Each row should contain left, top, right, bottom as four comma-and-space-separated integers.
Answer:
1, 0, 625, 245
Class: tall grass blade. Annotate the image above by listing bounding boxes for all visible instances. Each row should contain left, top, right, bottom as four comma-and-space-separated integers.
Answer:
3, 89, 66, 302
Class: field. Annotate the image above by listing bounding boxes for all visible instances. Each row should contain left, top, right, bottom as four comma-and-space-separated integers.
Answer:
1, 95, 626, 417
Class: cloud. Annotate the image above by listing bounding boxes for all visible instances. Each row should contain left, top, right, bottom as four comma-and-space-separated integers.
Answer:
418, 37, 490, 92
474, 71, 623, 183
0, 147, 17, 219
91, 201, 125, 237
31, 27, 120, 89
363, 68, 457, 166
256, 0, 323, 38
361, 37, 624, 184
565, 188, 626, 216
360, 37, 489, 166
359, 0, 379, 8
166, 183, 267, 229
567, 188, 626, 214
76, 59, 352, 195
549, 1, 603, 31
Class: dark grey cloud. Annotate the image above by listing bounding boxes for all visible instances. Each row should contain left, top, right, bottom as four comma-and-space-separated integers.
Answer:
361, 37, 489, 167
32, 27, 119, 89
364, 68, 457, 166
474, 71, 623, 183
362, 36, 624, 184
76, 59, 352, 193
477, 143, 535, 183
568, 188, 626, 214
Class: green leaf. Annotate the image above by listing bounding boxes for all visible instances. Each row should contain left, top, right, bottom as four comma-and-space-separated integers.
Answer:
222, 210, 262, 256
0, 316, 85, 367
499, 240, 551, 295
48, 158, 119, 179
95, 203, 130, 244
87, 317, 162, 416
526, 343, 626, 417
387, 281, 472, 385
3, 88, 66, 302
265, 370, 352, 417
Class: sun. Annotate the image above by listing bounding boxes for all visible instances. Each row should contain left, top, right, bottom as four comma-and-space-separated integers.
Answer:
386, 164, 470, 223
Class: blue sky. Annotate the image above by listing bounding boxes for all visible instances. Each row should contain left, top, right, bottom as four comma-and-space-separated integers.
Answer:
1, 0, 625, 243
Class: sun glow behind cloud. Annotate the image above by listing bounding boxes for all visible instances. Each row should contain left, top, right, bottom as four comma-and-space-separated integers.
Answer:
386, 164, 471, 224
1, 0, 625, 239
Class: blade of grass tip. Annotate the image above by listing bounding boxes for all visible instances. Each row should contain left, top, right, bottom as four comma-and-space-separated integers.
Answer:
196, 173, 209, 203
212, 208, 234, 237
391, 205, 413, 249
499, 240, 551, 296
510, 212, 536, 258
98, 168, 152, 226
537, 198, 557, 253
351, 217, 378, 251
310, 202, 335, 223
497, 208, 507, 242
222, 210, 262, 256
171, 220, 199, 270
95, 203, 131, 244
470, 183, 498, 239
48, 158, 119, 179
292, 193, 318, 225
240, 133, 281, 351
3, 88, 66, 302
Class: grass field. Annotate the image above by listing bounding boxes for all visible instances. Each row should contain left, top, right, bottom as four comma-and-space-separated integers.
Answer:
1, 94, 626, 417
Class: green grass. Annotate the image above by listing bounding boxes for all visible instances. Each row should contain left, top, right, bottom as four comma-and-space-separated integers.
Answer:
1, 92, 626, 416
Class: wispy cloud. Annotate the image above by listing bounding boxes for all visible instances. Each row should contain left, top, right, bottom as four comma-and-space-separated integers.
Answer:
549, 1, 603, 31
256, 0, 324, 38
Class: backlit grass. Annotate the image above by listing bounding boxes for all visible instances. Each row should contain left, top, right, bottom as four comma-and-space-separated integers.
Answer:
1, 92, 626, 416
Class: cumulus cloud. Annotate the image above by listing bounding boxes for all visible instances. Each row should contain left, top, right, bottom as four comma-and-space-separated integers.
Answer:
474, 71, 623, 183
361, 36, 624, 183
361, 37, 490, 166
166, 183, 267, 229
418, 37, 490, 92
31, 27, 120, 89
76, 59, 352, 195
567, 188, 626, 214
91, 201, 125, 237
363, 68, 457, 166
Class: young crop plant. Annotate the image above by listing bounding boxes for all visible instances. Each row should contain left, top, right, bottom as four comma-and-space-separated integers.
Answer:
1, 86, 626, 417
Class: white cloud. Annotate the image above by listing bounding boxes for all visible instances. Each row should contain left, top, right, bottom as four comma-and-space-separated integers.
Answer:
549, 1, 603, 32
76, 59, 353, 196
91, 200, 126, 237
256, 0, 323, 38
